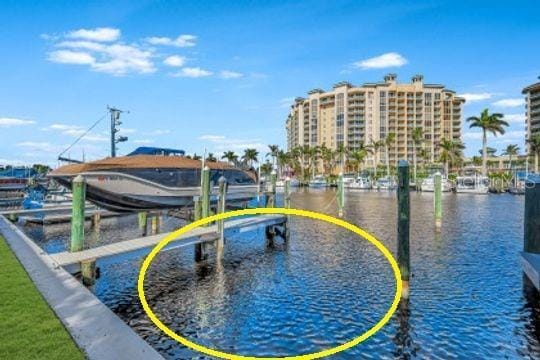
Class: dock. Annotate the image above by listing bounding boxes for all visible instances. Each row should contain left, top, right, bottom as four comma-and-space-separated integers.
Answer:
21, 209, 121, 225
50, 214, 286, 266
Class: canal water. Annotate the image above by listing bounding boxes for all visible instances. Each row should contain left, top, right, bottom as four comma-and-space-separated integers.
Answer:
23, 190, 540, 359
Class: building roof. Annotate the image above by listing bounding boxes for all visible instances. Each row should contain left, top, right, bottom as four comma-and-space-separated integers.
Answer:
522, 80, 540, 94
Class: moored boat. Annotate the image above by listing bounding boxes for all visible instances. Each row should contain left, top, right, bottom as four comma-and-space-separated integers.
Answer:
421, 175, 452, 192
308, 175, 327, 188
455, 174, 489, 194
375, 176, 396, 190
348, 176, 372, 190
49, 147, 258, 212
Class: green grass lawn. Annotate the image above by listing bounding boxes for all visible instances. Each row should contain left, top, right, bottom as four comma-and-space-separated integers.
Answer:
0, 236, 84, 359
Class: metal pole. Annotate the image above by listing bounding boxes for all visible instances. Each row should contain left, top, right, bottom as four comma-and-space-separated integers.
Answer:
110, 108, 117, 158
70, 175, 85, 252
397, 160, 410, 299
434, 171, 442, 230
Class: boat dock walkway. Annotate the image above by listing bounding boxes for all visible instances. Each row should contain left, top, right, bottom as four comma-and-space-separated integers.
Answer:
50, 214, 286, 266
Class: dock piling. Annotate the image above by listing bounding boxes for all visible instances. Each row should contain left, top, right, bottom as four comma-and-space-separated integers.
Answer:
92, 212, 101, 229
434, 171, 442, 230
337, 172, 345, 217
284, 177, 291, 240
525, 179, 540, 253
81, 258, 96, 286
266, 170, 277, 208
151, 215, 159, 235
216, 176, 227, 258
195, 167, 211, 262
397, 160, 410, 299
70, 175, 86, 252
138, 212, 147, 236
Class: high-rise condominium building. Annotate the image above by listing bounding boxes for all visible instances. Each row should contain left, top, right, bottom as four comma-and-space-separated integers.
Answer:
523, 78, 540, 148
285, 74, 465, 168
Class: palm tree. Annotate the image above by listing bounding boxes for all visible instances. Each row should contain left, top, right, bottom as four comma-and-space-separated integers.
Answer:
267, 144, 280, 167
221, 151, 238, 165
502, 144, 520, 170
335, 144, 349, 173
319, 144, 333, 175
308, 146, 320, 178
205, 153, 217, 162
192, 153, 202, 161
438, 138, 465, 175
411, 128, 423, 184
528, 134, 540, 173
471, 156, 483, 167
242, 148, 259, 168
276, 150, 289, 177
478, 147, 497, 157
466, 109, 509, 176
349, 149, 368, 175
384, 133, 396, 177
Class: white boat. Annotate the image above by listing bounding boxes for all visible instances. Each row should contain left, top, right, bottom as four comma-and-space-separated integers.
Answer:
348, 176, 372, 190
275, 178, 300, 187
421, 175, 452, 192
455, 175, 489, 194
49, 147, 259, 212
308, 175, 328, 188
375, 176, 396, 190
342, 174, 356, 187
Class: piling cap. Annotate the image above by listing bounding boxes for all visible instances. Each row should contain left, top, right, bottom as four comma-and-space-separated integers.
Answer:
285, 176, 291, 181
398, 160, 409, 167
271, 169, 277, 175
203, 165, 210, 171
218, 176, 227, 184
73, 174, 85, 183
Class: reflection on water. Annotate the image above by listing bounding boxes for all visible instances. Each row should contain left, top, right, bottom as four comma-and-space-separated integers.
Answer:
22, 189, 540, 358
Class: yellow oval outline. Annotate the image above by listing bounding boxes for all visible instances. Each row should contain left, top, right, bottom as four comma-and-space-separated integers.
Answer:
137, 207, 402, 359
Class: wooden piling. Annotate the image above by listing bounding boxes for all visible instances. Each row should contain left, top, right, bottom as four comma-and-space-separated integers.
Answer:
216, 176, 227, 258
193, 197, 204, 262
201, 166, 211, 219
266, 169, 277, 208
138, 212, 147, 235
81, 258, 96, 286
525, 179, 540, 253
397, 160, 410, 299
337, 172, 345, 217
92, 212, 101, 229
70, 175, 86, 252
284, 177, 291, 240
434, 171, 442, 230
151, 215, 158, 235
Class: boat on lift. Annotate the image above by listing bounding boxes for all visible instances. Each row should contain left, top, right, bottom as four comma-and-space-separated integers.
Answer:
308, 175, 328, 188
348, 176, 372, 190
49, 147, 258, 212
455, 168, 489, 194
375, 176, 396, 190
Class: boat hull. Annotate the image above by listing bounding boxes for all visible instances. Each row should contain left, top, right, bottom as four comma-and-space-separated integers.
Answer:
53, 172, 258, 212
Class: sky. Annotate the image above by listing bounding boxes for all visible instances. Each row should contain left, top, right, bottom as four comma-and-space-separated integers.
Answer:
0, 0, 539, 167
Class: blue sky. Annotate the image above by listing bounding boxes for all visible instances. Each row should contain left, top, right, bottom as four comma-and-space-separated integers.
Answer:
0, 0, 539, 166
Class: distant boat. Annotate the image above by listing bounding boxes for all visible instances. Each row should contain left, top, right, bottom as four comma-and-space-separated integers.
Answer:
342, 174, 356, 187
49, 147, 258, 212
348, 176, 372, 190
275, 178, 300, 187
308, 175, 327, 188
0, 167, 37, 191
455, 174, 489, 194
375, 176, 396, 190
421, 175, 452, 192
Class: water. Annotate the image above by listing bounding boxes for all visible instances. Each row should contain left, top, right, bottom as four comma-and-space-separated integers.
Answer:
22, 190, 540, 359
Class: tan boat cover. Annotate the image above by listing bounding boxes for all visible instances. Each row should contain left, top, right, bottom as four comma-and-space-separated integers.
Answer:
51, 155, 253, 178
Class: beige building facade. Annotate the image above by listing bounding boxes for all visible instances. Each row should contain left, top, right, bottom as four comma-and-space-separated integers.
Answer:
286, 74, 465, 167
523, 78, 540, 150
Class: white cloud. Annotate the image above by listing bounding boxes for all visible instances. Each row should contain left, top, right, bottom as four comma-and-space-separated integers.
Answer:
503, 114, 526, 123
458, 92, 493, 103
492, 98, 525, 108
163, 55, 186, 67
462, 131, 483, 140
67, 27, 120, 42
148, 129, 171, 136
48, 50, 96, 65
17, 141, 59, 153
0, 117, 36, 127
354, 52, 407, 70
145, 34, 197, 47
48, 31, 156, 75
219, 70, 243, 79
198, 134, 266, 154
133, 139, 154, 144
173, 67, 212, 78
199, 135, 226, 141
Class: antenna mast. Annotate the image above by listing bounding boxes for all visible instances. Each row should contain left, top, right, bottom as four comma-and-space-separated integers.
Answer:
108, 106, 129, 157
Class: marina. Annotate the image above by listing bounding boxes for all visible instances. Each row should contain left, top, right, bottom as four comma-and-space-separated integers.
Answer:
2, 2, 540, 359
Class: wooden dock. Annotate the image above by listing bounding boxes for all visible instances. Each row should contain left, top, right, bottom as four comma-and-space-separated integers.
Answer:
21, 209, 121, 225
50, 214, 286, 266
